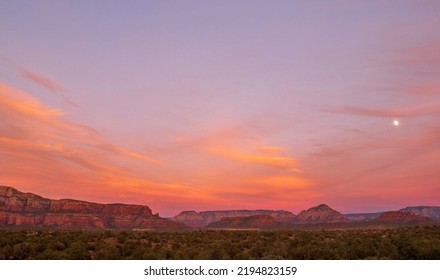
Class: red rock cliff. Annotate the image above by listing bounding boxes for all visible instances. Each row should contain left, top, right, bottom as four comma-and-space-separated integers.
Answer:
0, 185, 185, 230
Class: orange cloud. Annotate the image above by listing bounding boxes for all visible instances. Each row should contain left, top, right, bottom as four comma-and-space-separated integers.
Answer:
1, 82, 160, 164
0, 81, 162, 178
208, 146, 300, 172
0, 83, 63, 120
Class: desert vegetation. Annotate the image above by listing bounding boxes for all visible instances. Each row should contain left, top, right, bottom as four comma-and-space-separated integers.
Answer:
0, 226, 439, 260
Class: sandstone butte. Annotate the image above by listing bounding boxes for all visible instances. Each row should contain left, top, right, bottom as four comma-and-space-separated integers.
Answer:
294, 204, 349, 224
0, 186, 186, 230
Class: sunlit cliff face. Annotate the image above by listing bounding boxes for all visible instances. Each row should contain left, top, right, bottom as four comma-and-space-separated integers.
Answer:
1, 1, 440, 216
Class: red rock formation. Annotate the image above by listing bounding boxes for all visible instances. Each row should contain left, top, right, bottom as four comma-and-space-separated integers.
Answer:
172, 209, 295, 227
372, 211, 434, 223
294, 204, 349, 224
0, 185, 186, 230
206, 215, 277, 229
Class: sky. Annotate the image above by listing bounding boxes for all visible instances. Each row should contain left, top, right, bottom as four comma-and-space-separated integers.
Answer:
1, 0, 439, 217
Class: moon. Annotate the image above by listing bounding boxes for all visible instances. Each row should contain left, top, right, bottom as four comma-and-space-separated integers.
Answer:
393, 120, 400, 126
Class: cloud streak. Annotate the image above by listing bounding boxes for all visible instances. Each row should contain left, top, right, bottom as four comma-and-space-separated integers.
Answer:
207, 146, 300, 172
18, 67, 66, 93
0, 54, 77, 107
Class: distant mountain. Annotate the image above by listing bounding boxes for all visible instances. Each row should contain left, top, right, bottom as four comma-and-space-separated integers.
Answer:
294, 204, 349, 224
206, 215, 277, 229
399, 206, 440, 221
371, 211, 434, 224
0, 185, 187, 230
345, 212, 383, 221
172, 210, 295, 227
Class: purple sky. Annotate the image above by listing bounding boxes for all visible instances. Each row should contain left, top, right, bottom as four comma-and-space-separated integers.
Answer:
1, 1, 439, 216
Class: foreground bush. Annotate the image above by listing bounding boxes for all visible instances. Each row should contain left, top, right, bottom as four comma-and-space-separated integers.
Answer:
0, 226, 439, 260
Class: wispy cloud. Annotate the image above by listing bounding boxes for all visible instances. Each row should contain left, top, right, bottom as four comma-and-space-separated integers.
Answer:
93, 143, 162, 166
18, 66, 65, 93
0, 82, 162, 187
0, 54, 77, 107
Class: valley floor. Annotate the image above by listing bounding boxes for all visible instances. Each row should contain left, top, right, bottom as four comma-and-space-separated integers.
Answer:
0, 226, 439, 260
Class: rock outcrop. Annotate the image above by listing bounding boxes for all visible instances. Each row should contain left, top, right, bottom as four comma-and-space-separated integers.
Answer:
206, 215, 277, 229
294, 204, 349, 224
172, 210, 295, 227
399, 206, 440, 221
0, 186, 186, 230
